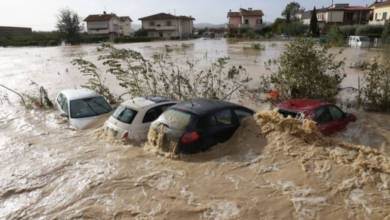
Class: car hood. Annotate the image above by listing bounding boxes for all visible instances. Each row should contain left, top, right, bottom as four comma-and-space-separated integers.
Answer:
70, 113, 112, 130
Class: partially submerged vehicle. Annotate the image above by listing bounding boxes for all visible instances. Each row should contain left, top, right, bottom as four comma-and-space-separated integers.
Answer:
349, 36, 370, 47
272, 99, 356, 136
56, 89, 113, 129
149, 99, 255, 154
104, 96, 178, 140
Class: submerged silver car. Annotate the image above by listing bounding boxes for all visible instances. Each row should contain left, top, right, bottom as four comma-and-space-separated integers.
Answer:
56, 89, 113, 129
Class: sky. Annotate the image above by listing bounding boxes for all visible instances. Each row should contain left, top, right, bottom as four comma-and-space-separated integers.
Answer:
0, 0, 376, 31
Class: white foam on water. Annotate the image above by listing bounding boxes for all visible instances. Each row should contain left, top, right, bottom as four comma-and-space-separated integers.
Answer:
202, 201, 240, 220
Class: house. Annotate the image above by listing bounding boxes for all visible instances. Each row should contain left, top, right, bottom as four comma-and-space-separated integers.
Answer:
138, 13, 195, 38
369, 0, 390, 25
119, 16, 133, 36
298, 4, 371, 31
226, 8, 265, 34
0, 26, 32, 33
84, 12, 132, 38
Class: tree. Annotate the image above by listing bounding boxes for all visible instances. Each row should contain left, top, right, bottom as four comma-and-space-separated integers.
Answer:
262, 39, 346, 103
328, 23, 343, 47
383, 22, 390, 40
134, 27, 148, 37
310, 7, 318, 35
282, 2, 305, 23
56, 8, 83, 45
271, 18, 286, 34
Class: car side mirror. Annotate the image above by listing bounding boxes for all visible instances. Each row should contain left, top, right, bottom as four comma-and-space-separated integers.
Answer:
60, 112, 68, 117
344, 113, 351, 118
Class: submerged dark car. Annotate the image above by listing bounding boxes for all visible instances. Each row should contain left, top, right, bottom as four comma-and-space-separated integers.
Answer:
149, 99, 255, 154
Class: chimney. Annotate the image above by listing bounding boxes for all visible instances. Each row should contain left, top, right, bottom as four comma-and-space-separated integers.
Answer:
229, 9, 231, 12
103, 11, 106, 15
248, 8, 252, 11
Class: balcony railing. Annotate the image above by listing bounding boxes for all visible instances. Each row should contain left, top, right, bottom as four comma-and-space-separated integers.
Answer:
155, 25, 176, 30
369, 20, 386, 25
225, 24, 236, 29
238, 24, 249, 29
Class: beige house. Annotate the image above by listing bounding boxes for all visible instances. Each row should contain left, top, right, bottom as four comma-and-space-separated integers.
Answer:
119, 16, 133, 36
369, 0, 390, 25
138, 13, 195, 38
226, 8, 265, 34
84, 12, 133, 38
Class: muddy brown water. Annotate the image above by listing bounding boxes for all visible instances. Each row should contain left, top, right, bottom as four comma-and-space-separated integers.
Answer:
1, 40, 390, 219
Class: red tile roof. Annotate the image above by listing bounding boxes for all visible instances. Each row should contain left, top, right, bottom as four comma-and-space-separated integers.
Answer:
119, 16, 133, 22
84, 14, 117, 22
344, 6, 372, 10
139, 13, 195, 20
227, 8, 264, 18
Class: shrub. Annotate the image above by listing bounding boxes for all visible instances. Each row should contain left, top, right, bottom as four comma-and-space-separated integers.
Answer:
382, 22, 390, 40
48, 40, 58, 46
113, 37, 159, 43
262, 39, 346, 103
327, 24, 344, 47
356, 25, 384, 36
339, 25, 358, 37
359, 57, 390, 111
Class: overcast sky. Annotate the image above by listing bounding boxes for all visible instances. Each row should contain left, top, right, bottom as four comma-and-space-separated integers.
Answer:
0, 0, 375, 31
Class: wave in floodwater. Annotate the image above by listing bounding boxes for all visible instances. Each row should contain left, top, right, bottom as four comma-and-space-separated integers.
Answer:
1, 107, 390, 219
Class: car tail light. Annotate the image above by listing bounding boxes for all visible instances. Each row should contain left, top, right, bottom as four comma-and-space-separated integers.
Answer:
122, 131, 130, 139
181, 131, 200, 143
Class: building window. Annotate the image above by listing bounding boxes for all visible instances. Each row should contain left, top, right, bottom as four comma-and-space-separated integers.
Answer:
256, 19, 262, 24
149, 21, 155, 26
375, 13, 378, 20
244, 19, 249, 24
166, 21, 172, 26
383, 12, 388, 20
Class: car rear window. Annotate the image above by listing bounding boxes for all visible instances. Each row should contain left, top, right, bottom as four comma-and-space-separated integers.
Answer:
157, 109, 196, 130
112, 105, 138, 124
278, 109, 303, 118
70, 97, 112, 118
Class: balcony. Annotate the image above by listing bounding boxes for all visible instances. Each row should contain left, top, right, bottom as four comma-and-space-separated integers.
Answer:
155, 25, 176, 30
369, 20, 386, 26
254, 24, 265, 30
88, 29, 109, 34
238, 24, 249, 29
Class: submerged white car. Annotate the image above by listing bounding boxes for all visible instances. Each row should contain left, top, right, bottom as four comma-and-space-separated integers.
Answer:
56, 89, 113, 129
103, 96, 178, 140
349, 36, 370, 47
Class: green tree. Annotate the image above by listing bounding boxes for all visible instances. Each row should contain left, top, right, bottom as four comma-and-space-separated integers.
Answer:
271, 18, 286, 34
263, 39, 346, 103
383, 22, 390, 40
310, 7, 318, 35
327, 23, 343, 47
55, 8, 83, 45
282, 2, 305, 23
134, 27, 148, 37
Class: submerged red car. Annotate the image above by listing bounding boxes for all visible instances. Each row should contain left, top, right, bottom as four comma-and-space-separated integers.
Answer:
271, 99, 357, 136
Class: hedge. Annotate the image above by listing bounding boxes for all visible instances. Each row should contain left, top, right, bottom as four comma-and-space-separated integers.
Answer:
114, 37, 160, 43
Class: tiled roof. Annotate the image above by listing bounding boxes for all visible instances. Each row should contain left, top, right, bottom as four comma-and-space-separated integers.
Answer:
139, 13, 177, 20
227, 9, 264, 18
370, 0, 390, 7
119, 16, 133, 22
345, 6, 371, 10
84, 14, 117, 22
178, 15, 195, 20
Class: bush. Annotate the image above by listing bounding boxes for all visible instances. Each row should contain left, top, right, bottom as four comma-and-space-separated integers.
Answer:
48, 40, 58, 46
114, 37, 159, 43
382, 22, 390, 40
359, 58, 390, 111
262, 39, 346, 103
356, 25, 384, 36
286, 22, 309, 36
340, 25, 358, 37
327, 24, 344, 47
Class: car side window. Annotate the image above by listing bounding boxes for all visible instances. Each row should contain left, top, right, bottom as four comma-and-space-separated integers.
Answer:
61, 96, 68, 112
328, 106, 344, 121
234, 109, 253, 122
215, 109, 233, 125
315, 107, 333, 125
57, 93, 64, 105
143, 107, 163, 123
160, 104, 175, 112
200, 114, 217, 128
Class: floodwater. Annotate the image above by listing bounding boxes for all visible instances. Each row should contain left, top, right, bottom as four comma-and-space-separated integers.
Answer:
1, 39, 390, 219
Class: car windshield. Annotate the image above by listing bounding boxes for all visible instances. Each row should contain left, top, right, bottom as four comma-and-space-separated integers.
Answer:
70, 97, 112, 118
112, 105, 138, 124
359, 37, 370, 42
278, 109, 304, 118
156, 109, 196, 130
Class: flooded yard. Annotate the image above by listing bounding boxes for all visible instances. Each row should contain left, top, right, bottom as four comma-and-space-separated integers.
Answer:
1, 39, 390, 219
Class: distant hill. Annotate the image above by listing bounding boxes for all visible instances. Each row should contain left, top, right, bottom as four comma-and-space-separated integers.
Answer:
194, 23, 225, 29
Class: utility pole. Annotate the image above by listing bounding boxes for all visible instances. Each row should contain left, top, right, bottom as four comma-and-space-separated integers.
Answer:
359, 9, 362, 25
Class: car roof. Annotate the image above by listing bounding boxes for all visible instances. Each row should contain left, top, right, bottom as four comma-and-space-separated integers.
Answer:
271, 99, 331, 113
60, 88, 103, 101
121, 96, 177, 110
170, 98, 249, 117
